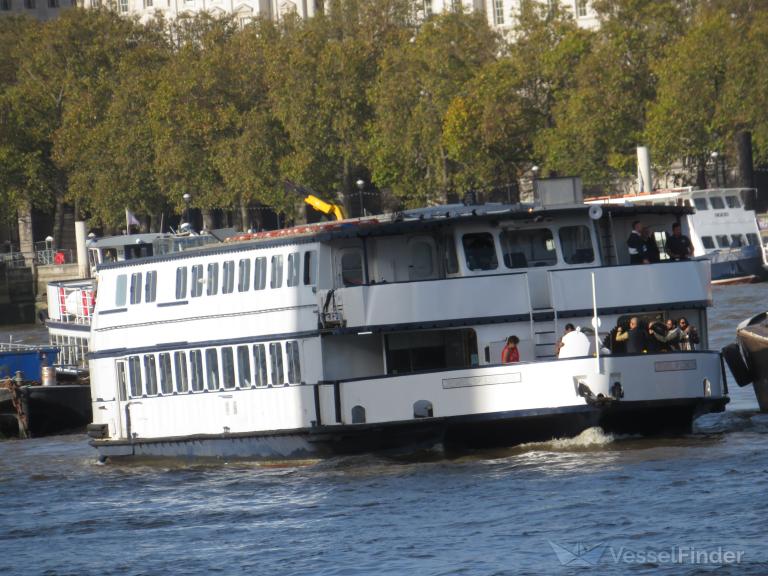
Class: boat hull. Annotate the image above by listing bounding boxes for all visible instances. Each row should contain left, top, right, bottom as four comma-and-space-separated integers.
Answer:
91, 397, 727, 461
710, 252, 766, 285
736, 314, 768, 411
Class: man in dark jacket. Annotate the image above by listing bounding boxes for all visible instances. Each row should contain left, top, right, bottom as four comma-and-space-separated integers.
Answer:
667, 222, 693, 260
627, 221, 649, 264
616, 316, 646, 353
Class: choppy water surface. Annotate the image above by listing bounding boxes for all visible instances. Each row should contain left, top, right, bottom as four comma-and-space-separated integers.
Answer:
2, 285, 768, 575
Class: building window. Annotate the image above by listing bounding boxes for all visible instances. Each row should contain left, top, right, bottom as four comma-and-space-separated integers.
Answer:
128, 356, 142, 397
1, 0, 12, 10
174, 351, 189, 393
118, 0, 127, 12
576, 0, 587, 17
175, 267, 187, 299
24, 0, 35, 8
205, 348, 220, 390
253, 344, 268, 387
494, 0, 504, 25
303, 250, 317, 285
269, 342, 284, 385
238, 259, 251, 292
254, 257, 267, 290
191, 264, 203, 297
144, 0, 152, 6
190, 349, 204, 391
222, 260, 235, 294
286, 340, 301, 384
144, 355, 158, 396
130, 272, 142, 304
159, 353, 173, 394
48, 0, 59, 7
206, 263, 219, 296
270, 254, 283, 288
145, 270, 157, 303
462, 233, 498, 271
116, 274, 127, 306
287, 252, 300, 287
237, 345, 251, 388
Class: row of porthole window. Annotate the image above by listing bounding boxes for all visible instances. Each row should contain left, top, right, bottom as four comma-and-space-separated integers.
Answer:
701, 233, 759, 250
119, 341, 302, 399
114, 250, 318, 307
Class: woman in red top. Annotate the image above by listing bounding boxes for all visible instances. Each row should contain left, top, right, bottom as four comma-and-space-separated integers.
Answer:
501, 335, 520, 363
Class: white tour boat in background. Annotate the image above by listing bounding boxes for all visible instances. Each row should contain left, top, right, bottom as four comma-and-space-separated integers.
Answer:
588, 187, 767, 284
85, 197, 729, 461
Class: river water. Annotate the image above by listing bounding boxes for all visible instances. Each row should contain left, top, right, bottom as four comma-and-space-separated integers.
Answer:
2, 285, 768, 575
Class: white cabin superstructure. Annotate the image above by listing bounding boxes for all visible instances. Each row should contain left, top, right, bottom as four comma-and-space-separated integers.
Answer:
87, 203, 728, 460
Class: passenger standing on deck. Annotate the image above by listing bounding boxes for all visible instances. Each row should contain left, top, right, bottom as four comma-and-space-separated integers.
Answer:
678, 317, 700, 351
501, 335, 520, 363
557, 324, 591, 359
627, 221, 649, 264
642, 227, 661, 263
615, 317, 646, 353
667, 223, 694, 260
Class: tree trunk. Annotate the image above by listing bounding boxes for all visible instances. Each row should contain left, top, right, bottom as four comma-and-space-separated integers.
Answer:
695, 158, 707, 189
202, 208, 215, 231
240, 197, 249, 232
17, 200, 34, 269
52, 196, 65, 250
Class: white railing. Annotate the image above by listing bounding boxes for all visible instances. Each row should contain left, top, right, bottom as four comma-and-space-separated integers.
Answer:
46, 279, 96, 324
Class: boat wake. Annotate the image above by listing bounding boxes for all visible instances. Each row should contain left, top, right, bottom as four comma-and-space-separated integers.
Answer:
519, 426, 615, 452
694, 409, 768, 435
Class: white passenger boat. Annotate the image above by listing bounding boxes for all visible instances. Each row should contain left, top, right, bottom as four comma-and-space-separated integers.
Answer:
86, 202, 729, 461
588, 187, 767, 284
45, 232, 221, 375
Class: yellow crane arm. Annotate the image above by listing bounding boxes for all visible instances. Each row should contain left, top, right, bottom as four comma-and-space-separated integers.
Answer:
304, 194, 346, 221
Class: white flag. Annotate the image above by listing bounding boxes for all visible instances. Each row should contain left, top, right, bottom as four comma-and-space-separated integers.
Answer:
125, 208, 140, 228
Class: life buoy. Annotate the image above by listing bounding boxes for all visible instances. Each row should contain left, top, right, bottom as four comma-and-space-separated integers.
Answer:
722, 342, 753, 386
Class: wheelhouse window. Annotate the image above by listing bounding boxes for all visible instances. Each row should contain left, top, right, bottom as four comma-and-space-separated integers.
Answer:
222, 261, 235, 294
159, 353, 173, 394
716, 235, 729, 248
145, 271, 157, 303
462, 233, 498, 271
130, 272, 142, 304
286, 340, 301, 384
175, 267, 187, 299
303, 250, 317, 285
174, 351, 189, 393
710, 196, 725, 209
144, 355, 158, 395
499, 228, 556, 268
253, 344, 268, 387
237, 345, 251, 388
206, 263, 219, 296
254, 257, 267, 290
725, 195, 741, 208
747, 233, 760, 246
341, 250, 363, 285
270, 255, 283, 289
731, 234, 745, 247
205, 348, 220, 390
693, 198, 708, 211
238, 259, 251, 292
116, 274, 127, 306
221, 347, 235, 389
287, 252, 300, 287
191, 265, 203, 297
702, 236, 715, 249
128, 356, 142, 397
190, 349, 204, 391
558, 226, 594, 264
444, 235, 459, 274
269, 342, 284, 385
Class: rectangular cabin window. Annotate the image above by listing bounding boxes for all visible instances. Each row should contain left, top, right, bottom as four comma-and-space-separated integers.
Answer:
693, 198, 708, 211
128, 355, 142, 397
174, 351, 189, 393
726, 195, 741, 208
559, 226, 594, 264
207, 263, 219, 296
129, 273, 142, 304
144, 354, 158, 396
222, 261, 235, 294
462, 233, 498, 271
238, 259, 251, 292
731, 234, 745, 247
237, 345, 251, 388
159, 353, 173, 394
205, 348, 220, 390
710, 196, 725, 209
286, 340, 301, 384
716, 235, 730, 248
221, 347, 235, 389
303, 250, 317, 285
287, 252, 300, 287
253, 344, 268, 387
191, 265, 204, 297
270, 255, 283, 288
444, 235, 459, 274
117, 361, 128, 401
269, 342, 285, 385
145, 270, 157, 303
175, 267, 187, 299
116, 274, 127, 306
254, 257, 267, 290
702, 236, 715, 249
341, 250, 363, 286
499, 229, 556, 269
747, 233, 760, 246
190, 350, 204, 391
